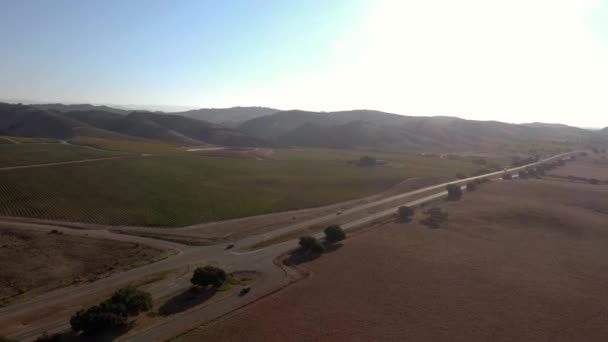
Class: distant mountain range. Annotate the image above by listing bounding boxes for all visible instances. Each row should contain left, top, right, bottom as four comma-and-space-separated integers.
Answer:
0, 102, 605, 151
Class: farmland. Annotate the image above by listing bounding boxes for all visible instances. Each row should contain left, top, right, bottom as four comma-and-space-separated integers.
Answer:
0, 143, 122, 168
178, 177, 608, 342
0, 151, 477, 226
69, 137, 185, 154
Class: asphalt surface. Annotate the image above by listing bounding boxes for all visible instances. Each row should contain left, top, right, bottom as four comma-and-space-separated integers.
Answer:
0, 151, 576, 341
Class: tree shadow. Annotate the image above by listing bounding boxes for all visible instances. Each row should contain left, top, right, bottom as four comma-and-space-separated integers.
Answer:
323, 242, 343, 254
283, 250, 322, 266
283, 243, 343, 266
158, 287, 217, 316
33, 323, 133, 342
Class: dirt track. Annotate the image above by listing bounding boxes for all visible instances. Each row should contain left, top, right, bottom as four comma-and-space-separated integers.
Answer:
177, 179, 608, 342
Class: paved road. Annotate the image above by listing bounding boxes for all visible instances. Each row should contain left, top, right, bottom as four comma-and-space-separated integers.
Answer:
0, 151, 576, 341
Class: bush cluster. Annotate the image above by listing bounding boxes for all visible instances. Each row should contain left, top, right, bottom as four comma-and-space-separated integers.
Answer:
191, 266, 227, 288
324, 225, 346, 243
299, 236, 325, 254
398, 206, 415, 221
70, 286, 152, 335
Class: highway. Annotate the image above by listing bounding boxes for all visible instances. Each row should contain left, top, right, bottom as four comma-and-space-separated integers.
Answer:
0, 151, 576, 341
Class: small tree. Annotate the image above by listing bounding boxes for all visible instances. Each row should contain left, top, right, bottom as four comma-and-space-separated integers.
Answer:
446, 184, 462, 201
589, 178, 599, 185
109, 286, 152, 315
324, 225, 346, 243
455, 173, 467, 179
191, 266, 227, 288
502, 173, 513, 180
398, 206, 415, 221
299, 236, 325, 254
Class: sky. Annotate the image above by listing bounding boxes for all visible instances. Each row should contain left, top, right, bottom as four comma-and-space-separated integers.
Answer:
1, 0, 607, 127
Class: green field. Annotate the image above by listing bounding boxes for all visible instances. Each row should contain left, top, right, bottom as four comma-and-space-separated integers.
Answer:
69, 137, 183, 154
0, 152, 476, 226
0, 144, 123, 168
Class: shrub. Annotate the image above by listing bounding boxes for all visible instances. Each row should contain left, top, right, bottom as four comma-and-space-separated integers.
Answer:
397, 206, 415, 221
299, 236, 325, 254
455, 173, 467, 179
589, 178, 599, 185
446, 184, 462, 201
502, 173, 513, 180
324, 225, 346, 243
191, 266, 227, 288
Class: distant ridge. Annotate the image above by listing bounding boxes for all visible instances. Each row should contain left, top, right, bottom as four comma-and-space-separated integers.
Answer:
1, 102, 606, 150
0, 103, 267, 147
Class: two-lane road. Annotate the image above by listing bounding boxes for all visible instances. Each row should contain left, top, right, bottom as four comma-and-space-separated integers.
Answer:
1, 151, 577, 341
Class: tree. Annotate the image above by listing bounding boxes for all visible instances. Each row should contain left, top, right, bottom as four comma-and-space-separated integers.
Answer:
109, 286, 152, 315
446, 184, 462, 201
398, 206, 415, 221
70, 305, 127, 334
69, 286, 153, 335
324, 225, 346, 243
191, 266, 227, 288
502, 173, 513, 180
589, 178, 599, 185
298, 236, 325, 253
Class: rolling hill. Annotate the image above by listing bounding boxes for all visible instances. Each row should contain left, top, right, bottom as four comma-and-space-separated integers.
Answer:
0, 103, 267, 147
240, 110, 598, 151
173, 106, 279, 127
2, 102, 605, 151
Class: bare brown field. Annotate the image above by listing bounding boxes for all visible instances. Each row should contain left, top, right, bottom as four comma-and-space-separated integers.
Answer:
550, 155, 608, 180
0, 226, 169, 306
177, 179, 608, 342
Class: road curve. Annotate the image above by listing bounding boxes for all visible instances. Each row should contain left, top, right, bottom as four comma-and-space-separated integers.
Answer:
0, 151, 578, 341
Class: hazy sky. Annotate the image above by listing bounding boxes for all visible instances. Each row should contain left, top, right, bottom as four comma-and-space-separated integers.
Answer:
1, 0, 607, 127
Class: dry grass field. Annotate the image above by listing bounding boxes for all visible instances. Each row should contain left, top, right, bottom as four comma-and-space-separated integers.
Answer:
549, 154, 608, 180
0, 226, 168, 306
177, 177, 608, 342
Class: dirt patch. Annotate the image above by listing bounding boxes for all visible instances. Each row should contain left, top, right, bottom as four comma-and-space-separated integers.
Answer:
0, 227, 168, 306
176, 179, 608, 342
